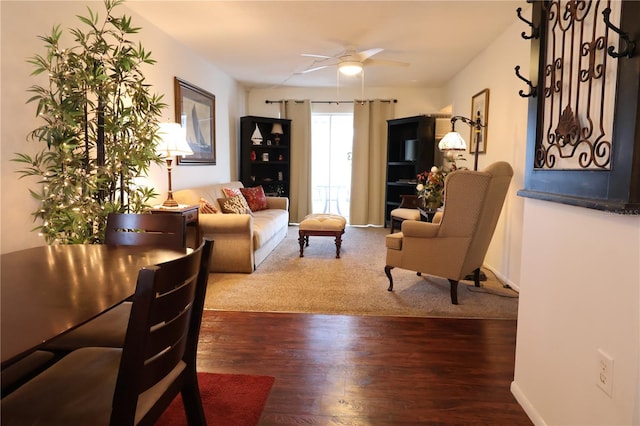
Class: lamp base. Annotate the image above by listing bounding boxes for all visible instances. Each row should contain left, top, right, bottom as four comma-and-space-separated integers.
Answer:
162, 192, 179, 208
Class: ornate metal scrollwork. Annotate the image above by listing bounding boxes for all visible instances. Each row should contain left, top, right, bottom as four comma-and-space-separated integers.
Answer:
602, 7, 636, 58
515, 65, 537, 98
534, 0, 617, 170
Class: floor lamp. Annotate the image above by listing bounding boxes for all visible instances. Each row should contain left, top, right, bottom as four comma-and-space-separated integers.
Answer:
156, 122, 193, 208
438, 113, 488, 282
438, 112, 486, 171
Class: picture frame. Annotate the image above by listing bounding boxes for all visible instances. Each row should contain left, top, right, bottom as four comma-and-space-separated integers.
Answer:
470, 88, 489, 154
174, 77, 216, 165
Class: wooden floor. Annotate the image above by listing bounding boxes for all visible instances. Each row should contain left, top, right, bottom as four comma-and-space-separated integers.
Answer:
197, 311, 532, 425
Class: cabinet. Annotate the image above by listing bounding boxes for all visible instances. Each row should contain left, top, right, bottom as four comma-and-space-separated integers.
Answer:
384, 115, 438, 225
240, 116, 291, 197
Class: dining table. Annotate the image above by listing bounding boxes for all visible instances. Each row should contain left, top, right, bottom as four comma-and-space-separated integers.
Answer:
1, 244, 189, 368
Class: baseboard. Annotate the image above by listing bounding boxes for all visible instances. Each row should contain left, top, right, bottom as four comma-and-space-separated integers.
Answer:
482, 263, 521, 292
511, 380, 546, 425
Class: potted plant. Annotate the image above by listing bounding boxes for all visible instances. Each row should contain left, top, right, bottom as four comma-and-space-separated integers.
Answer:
13, 0, 166, 244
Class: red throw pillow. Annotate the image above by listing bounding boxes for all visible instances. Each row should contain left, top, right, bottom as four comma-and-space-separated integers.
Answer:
240, 185, 268, 212
223, 187, 242, 198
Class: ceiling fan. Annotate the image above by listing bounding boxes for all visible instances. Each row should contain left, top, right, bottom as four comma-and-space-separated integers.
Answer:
300, 46, 409, 76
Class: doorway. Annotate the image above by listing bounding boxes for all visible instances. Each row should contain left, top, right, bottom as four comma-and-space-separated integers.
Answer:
311, 113, 353, 221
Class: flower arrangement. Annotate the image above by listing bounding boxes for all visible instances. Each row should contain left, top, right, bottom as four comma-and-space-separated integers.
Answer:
416, 165, 456, 209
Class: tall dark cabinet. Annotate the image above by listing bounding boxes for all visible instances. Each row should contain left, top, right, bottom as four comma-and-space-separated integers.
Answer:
384, 115, 438, 225
240, 116, 291, 197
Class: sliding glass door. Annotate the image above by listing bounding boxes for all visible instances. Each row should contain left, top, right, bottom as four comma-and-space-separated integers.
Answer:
311, 114, 353, 221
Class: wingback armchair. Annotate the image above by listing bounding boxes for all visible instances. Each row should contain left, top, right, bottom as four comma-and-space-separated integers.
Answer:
384, 161, 513, 304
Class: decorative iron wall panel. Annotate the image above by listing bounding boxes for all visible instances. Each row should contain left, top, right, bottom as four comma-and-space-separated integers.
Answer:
536, 0, 621, 170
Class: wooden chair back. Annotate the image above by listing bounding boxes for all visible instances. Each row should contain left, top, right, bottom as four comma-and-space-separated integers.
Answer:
105, 213, 186, 248
110, 238, 213, 425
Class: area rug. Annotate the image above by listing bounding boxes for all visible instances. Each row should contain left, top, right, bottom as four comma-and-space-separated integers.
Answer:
204, 226, 519, 319
156, 372, 275, 426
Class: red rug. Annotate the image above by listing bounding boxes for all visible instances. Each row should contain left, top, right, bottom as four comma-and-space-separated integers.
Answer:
155, 372, 275, 426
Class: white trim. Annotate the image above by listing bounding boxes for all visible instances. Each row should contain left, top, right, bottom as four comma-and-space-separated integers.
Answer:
511, 380, 546, 425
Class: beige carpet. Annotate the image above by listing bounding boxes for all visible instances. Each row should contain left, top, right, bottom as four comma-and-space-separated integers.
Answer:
204, 225, 519, 319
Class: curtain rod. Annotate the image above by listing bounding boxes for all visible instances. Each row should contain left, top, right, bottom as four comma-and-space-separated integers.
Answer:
265, 99, 397, 105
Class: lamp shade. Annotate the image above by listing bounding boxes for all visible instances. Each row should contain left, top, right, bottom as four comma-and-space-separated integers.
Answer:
438, 131, 467, 151
271, 122, 283, 135
338, 61, 363, 76
156, 123, 193, 158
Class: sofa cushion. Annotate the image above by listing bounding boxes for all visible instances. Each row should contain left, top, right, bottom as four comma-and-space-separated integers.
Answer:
240, 185, 268, 212
252, 209, 289, 248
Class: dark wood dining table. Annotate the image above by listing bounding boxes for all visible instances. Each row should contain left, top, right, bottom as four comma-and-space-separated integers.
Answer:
1, 244, 188, 367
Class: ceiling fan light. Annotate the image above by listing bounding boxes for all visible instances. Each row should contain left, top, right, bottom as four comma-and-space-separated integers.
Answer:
338, 61, 363, 76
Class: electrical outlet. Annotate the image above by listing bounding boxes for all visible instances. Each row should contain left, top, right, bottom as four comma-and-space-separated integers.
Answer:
596, 349, 614, 397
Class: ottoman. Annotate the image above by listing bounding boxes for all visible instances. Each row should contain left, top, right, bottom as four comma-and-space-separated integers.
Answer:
298, 213, 347, 258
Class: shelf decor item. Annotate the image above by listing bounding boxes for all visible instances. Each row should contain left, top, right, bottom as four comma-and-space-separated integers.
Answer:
271, 122, 284, 145
174, 77, 216, 165
251, 124, 263, 145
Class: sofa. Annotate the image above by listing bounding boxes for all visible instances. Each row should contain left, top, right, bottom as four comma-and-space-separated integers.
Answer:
173, 181, 289, 273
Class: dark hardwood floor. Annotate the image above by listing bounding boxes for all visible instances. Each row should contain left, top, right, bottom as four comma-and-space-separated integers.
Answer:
197, 311, 532, 425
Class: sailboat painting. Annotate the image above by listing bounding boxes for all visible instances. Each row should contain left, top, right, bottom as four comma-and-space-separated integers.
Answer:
174, 77, 216, 164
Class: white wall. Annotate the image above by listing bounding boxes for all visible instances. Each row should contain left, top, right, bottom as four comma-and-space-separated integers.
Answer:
513, 200, 640, 425
0, 1, 245, 253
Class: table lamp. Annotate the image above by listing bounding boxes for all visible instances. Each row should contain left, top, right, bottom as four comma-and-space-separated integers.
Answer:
271, 122, 284, 145
156, 122, 193, 207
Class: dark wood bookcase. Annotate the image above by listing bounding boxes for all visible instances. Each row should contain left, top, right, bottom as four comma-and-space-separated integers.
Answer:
385, 115, 438, 225
240, 116, 291, 197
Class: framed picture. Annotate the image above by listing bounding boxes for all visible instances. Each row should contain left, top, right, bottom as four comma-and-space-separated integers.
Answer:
174, 77, 216, 165
470, 88, 489, 154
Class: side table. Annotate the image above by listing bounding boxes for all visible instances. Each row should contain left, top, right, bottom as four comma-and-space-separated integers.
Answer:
149, 205, 200, 248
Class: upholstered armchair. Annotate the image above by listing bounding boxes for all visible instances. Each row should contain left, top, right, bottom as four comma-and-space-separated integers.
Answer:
384, 161, 513, 304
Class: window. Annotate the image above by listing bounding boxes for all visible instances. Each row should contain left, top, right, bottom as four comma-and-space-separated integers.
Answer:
311, 113, 353, 220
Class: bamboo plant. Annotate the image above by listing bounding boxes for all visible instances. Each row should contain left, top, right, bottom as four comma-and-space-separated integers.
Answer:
14, 0, 166, 244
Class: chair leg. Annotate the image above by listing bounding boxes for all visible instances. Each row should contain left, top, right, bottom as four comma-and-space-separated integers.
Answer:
181, 371, 206, 425
473, 268, 481, 287
448, 279, 459, 305
298, 231, 305, 257
385, 266, 394, 291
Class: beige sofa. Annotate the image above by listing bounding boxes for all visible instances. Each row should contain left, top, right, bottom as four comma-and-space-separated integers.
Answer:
173, 181, 289, 273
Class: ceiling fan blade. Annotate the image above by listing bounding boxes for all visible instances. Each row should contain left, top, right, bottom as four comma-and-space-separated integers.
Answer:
357, 48, 383, 61
298, 65, 333, 74
364, 58, 410, 67
301, 53, 333, 59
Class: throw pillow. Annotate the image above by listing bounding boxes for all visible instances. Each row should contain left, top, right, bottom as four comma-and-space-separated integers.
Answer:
199, 197, 218, 214
222, 187, 242, 198
218, 196, 253, 215
239, 185, 268, 212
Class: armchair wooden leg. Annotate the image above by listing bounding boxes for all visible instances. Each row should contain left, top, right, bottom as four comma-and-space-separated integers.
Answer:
385, 266, 394, 291
448, 279, 459, 305
473, 268, 481, 287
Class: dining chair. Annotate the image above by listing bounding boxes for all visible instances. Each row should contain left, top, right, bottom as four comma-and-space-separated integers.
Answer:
43, 213, 188, 351
1, 238, 213, 426
384, 162, 513, 304
104, 212, 187, 248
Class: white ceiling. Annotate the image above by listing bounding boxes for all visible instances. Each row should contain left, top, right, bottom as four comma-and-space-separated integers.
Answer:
126, 1, 524, 89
